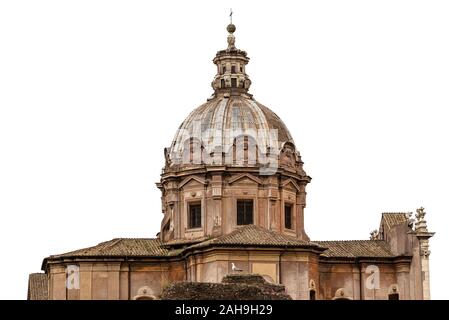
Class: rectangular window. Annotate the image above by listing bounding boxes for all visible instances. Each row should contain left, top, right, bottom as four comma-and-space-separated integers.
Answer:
284, 204, 292, 229
189, 203, 202, 228
231, 78, 237, 87
231, 65, 236, 73
237, 199, 253, 225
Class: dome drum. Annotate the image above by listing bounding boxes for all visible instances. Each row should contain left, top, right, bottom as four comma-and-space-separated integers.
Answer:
158, 23, 310, 244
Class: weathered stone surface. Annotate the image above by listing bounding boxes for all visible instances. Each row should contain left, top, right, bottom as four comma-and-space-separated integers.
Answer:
161, 274, 291, 300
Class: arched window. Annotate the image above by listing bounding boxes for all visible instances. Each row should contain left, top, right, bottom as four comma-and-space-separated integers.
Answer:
135, 296, 154, 300
133, 286, 158, 300
332, 288, 352, 300
309, 280, 317, 300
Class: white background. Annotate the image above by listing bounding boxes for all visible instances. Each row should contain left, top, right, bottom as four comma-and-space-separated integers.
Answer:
0, 0, 448, 300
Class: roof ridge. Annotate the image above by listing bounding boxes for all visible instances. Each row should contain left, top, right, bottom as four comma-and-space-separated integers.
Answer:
48, 238, 162, 259
382, 212, 409, 215
315, 239, 387, 243
108, 237, 158, 241
182, 224, 316, 250
215, 224, 305, 240
317, 239, 395, 259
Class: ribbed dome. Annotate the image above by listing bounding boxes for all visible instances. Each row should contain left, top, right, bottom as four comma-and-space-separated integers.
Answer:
168, 95, 294, 162
163, 23, 299, 170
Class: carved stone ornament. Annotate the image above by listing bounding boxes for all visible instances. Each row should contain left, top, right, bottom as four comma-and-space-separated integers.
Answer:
370, 229, 380, 240
415, 207, 426, 223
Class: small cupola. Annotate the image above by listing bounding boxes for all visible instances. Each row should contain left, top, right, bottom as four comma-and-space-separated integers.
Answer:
211, 22, 252, 96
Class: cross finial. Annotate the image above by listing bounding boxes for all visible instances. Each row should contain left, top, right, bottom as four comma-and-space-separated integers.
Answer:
230, 8, 233, 24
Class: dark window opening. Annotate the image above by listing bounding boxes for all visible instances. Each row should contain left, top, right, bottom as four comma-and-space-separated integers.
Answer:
388, 293, 399, 300
223, 66, 226, 73
231, 65, 236, 73
189, 203, 202, 228
310, 290, 316, 300
231, 78, 237, 87
240, 66, 243, 72
221, 79, 225, 88
285, 204, 292, 229
237, 200, 253, 225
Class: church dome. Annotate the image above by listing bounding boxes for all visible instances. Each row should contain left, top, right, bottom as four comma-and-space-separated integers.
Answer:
169, 96, 294, 161
165, 23, 299, 172
158, 22, 310, 244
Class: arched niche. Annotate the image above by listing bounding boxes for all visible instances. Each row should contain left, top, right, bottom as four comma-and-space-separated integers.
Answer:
332, 288, 352, 300
133, 286, 158, 300
309, 279, 316, 300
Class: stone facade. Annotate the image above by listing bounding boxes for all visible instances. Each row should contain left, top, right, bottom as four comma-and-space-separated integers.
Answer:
28, 22, 434, 300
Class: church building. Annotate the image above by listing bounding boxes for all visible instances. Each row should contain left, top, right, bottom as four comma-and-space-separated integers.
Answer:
28, 22, 434, 300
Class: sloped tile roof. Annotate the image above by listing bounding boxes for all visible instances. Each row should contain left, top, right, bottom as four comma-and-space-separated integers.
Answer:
316, 240, 395, 258
27, 273, 48, 300
162, 237, 210, 247
188, 225, 319, 249
49, 238, 182, 259
44, 228, 397, 264
381, 212, 408, 229
44, 227, 321, 267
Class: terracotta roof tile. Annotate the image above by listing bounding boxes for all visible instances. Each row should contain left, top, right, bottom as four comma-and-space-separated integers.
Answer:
162, 237, 210, 247
45, 228, 396, 263
188, 225, 319, 249
49, 238, 182, 259
27, 273, 48, 300
316, 240, 395, 258
45, 227, 322, 266
381, 212, 408, 229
